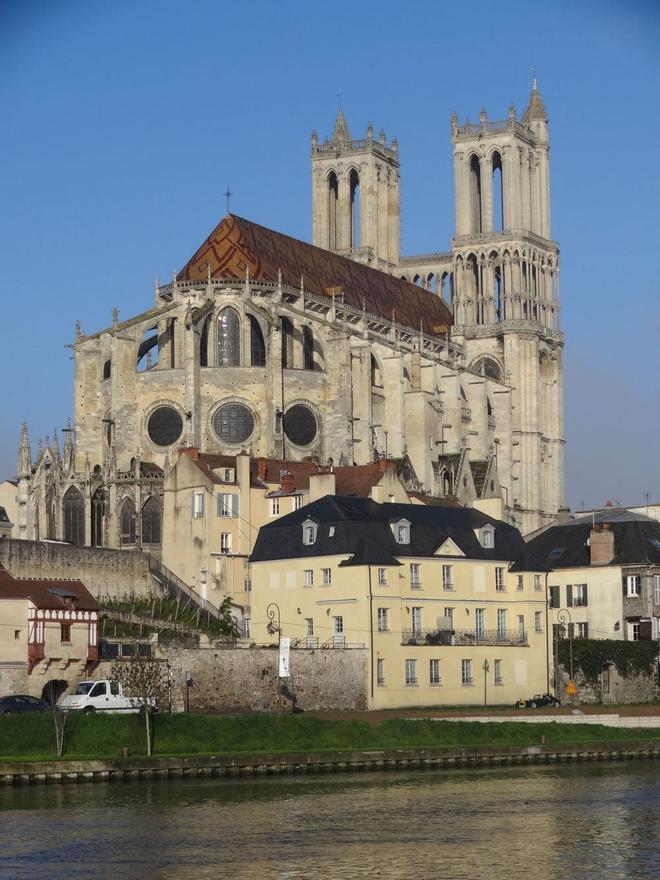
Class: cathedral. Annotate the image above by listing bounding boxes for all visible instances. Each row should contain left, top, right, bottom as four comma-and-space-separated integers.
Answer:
17, 83, 564, 549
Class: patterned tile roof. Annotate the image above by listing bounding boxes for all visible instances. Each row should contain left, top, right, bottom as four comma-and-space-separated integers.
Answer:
177, 214, 453, 335
0, 567, 99, 610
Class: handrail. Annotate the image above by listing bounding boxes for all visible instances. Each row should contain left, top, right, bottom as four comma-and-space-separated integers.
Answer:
401, 628, 528, 647
147, 555, 221, 619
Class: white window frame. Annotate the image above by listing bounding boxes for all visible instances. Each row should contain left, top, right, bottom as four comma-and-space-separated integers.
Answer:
626, 575, 641, 597
405, 659, 417, 686
573, 583, 588, 607
461, 658, 473, 686
518, 614, 525, 640
378, 568, 388, 586
444, 607, 454, 627
377, 658, 385, 686
303, 569, 314, 588
220, 532, 232, 554
629, 621, 641, 641
270, 497, 280, 517
475, 608, 485, 637
495, 567, 505, 591
429, 658, 441, 686
302, 519, 317, 545
497, 608, 506, 638
333, 616, 343, 634
321, 567, 332, 585
305, 617, 314, 636
535, 611, 543, 633
494, 658, 503, 685
654, 575, 660, 605
516, 574, 524, 591
576, 622, 588, 638
391, 518, 411, 545
377, 607, 389, 632
534, 574, 543, 592
293, 495, 303, 511
442, 564, 453, 590
412, 606, 422, 635
192, 491, 205, 519
218, 493, 238, 518
410, 563, 421, 588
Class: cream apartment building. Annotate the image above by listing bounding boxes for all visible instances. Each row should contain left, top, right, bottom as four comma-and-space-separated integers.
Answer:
250, 497, 549, 709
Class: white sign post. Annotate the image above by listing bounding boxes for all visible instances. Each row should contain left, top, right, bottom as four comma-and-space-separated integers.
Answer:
278, 637, 291, 678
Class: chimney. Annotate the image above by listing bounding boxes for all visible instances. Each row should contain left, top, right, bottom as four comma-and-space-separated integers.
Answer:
236, 452, 250, 490
280, 473, 295, 494
179, 446, 199, 461
257, 458, 267, 481
309, 471, 336, 503
555, 506, 571, 524
590, 523, 614, 565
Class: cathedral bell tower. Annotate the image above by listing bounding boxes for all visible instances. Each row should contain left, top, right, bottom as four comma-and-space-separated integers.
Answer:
311, 108, 400, 271
449, 83, 564, 533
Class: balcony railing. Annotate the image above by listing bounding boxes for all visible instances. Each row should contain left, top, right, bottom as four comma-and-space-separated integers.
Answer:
401, 628, 528, 647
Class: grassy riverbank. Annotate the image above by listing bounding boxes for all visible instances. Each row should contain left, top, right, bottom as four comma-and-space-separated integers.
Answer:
1, 713, 660, 762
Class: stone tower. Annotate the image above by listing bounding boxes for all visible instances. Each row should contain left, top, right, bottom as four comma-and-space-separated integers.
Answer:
449, 82, 564, 533
311, 108, 400, 271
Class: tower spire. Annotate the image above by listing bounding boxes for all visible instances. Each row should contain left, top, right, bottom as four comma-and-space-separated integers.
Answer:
331, 105, 351, 144
18, 422, 32, 478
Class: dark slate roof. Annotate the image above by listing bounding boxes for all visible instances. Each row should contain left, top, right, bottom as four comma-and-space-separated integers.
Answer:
250, 495, 542, 571
176, 214, 453, 335
526, 510, 660, 569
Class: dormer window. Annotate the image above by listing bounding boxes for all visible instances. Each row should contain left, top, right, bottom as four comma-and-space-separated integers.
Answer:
391, 518, 411, 545
478, 524, 495, 549
302, 518, 318, 546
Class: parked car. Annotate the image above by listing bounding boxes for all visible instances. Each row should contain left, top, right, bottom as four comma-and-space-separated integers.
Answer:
0, 695, 49, 714
58, 680, 139, 714
516, 693, 561, 709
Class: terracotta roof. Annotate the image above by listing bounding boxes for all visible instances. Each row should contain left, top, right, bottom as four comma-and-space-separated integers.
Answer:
407, 491, 461, 508
0, 567, 99, 611
177, 214, 453, 335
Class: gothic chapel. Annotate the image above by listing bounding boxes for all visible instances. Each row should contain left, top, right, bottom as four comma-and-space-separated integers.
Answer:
18, 84, 564, 548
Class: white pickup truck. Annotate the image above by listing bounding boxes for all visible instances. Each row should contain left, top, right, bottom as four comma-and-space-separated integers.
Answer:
58, 679, 139, 714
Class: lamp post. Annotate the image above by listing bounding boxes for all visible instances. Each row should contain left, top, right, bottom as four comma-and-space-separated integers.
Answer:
556, 608, 573, 699
482, 658, 490, 707
266, 602, 282, 714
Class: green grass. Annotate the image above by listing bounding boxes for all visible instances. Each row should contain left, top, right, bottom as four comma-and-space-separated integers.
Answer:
1, 713, 660, 763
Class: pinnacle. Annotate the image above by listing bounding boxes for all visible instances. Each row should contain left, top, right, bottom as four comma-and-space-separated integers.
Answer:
522, 82, 548, 123
332, 108, 351, 144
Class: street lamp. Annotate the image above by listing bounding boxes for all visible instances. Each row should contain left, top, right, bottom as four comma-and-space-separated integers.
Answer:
482, 658, 490, 707
556, 608, 574, 697
266, 602, 281, 636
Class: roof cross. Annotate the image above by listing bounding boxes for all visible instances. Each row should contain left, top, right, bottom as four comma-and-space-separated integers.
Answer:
223, 186, 234, 214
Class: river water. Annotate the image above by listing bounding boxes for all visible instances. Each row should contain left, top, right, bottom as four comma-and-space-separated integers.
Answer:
0, 761, 658, 879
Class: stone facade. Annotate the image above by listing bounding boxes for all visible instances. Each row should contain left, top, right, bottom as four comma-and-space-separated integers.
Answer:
17, 84, 564, 560
97, 645, 368, 714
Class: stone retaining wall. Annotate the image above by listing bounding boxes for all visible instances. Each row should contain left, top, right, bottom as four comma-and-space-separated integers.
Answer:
1, 740, 659, 786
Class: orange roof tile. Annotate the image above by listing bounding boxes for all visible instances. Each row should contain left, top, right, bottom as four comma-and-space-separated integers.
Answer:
177, 214, 453, 335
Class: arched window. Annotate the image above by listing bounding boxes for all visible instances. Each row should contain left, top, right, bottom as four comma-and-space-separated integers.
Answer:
142, 497, 162, 545
120, 498, 136, 546
102, 359, 111, 380
91, 487, 108, 548
199, 314, 211, 367
494, 265, 502, 321
426, 274, 437, 293
63, 486, 84, 546
217, 307, 240, 366
249, 315, 266, 367
136, 328, 158, 371
303, 325, 314, 371
328, 171, 338, 250
349, 169, 360, 248
370, 354, 382, 387
46, 485, 57, 540
492, 151, 504, 231
281, 317, 293, 369
469, 154, 482, 233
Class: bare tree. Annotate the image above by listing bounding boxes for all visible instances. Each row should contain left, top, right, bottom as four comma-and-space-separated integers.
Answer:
44, 680, 68, 758
111, 656, 168, 756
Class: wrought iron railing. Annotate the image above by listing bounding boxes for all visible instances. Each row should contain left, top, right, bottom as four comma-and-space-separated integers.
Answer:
401, 628, 528, 647
147, 556, 222, 620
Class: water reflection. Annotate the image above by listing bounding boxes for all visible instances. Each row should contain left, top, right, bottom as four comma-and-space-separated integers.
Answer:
0, 762, 658, 879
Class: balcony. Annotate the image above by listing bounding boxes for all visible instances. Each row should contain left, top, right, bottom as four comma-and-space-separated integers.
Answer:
401, 628, 528, 648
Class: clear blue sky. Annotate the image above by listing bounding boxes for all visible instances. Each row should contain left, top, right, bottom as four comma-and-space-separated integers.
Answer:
1, 0, 659, 511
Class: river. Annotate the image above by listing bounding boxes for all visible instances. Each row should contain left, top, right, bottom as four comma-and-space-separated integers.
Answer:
0, 761, 658, 879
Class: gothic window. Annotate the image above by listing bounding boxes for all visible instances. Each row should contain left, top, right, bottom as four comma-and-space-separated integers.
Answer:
303, 325, 314, 371
147, 406, 183, 447
249, 315, 266, 367
440, 272, 453, 304
141, 497, 161, 545
200, 314, 211, 367
469, 154, 482, 234
283, 404, 317, 447
426, 273, 437, 293
62, 486, 84, 546
349, 168, 360, 248
328, 171, 338, 250
102, 359, 111, 380
212, 403, 255, 445
492, 151, 504, 231
370, 354, 382, 387
120, 498, 136, 546
91, 487, 108, 548
46, 485, 57, 540
494, 265, 503, 321
281, 317, 293, 369
217, 307, 240, 366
